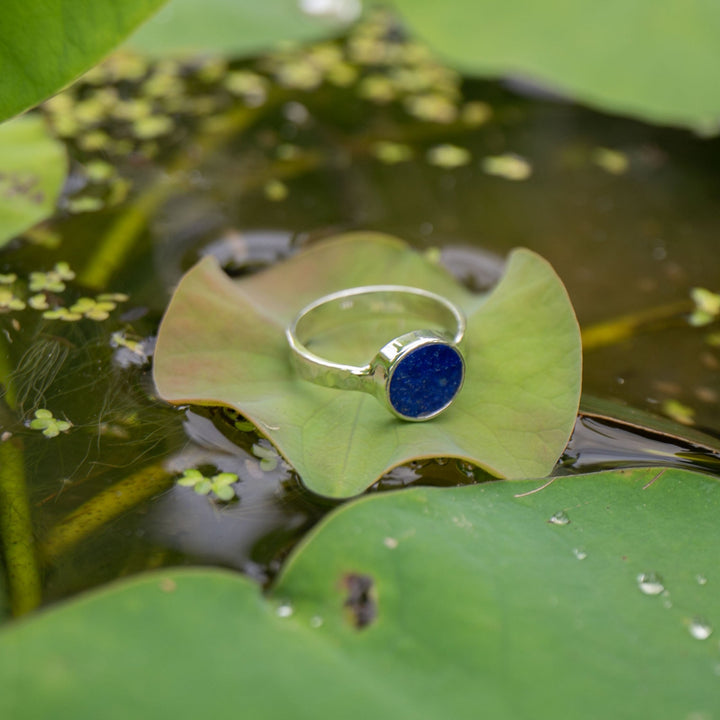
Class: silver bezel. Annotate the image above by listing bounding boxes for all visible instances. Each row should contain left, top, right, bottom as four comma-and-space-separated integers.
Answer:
371, 330, 465, 421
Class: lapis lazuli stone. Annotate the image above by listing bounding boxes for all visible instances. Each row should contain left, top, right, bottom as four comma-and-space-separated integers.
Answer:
388, 343, 464, 419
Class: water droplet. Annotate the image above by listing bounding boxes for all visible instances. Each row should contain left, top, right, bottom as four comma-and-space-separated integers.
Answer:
276, 602, 294, 618
637, 572, 665, 595
573, 548, 587, 560
548, 510, 570, 526
310, 615, 324, 628
696, 574, 708, 586
689, 618, 713, 640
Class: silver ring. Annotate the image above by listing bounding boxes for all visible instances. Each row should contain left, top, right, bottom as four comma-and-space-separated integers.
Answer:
286, 285, 466, 421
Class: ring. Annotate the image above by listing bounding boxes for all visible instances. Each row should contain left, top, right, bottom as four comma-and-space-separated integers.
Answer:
286, 285, 466, 421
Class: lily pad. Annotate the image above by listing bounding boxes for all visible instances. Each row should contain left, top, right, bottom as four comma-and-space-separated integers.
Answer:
0, 0, 167, 122
0, 114, 67, 249
153, 233, 581, 497
389, 0, 720, 131
128, 0, 355, 56
581, 394, 720, 455
1, 468, 719, 718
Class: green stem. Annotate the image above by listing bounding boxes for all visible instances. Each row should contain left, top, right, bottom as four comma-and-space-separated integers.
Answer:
79, 105, 266, 290
0, 342, 41, 616
78, 178, 175, 290
581, 300, 692, 350
0, 439, 42, 616
40, 462, 174, 563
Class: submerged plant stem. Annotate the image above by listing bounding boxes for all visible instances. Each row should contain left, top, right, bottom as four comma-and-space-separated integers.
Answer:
0, 342, 41, 616
79, 105, 265, 290
40, 462, 174, 563
581, 299, 691, 350
0, 439, 42, 616
78, 178, 174, 290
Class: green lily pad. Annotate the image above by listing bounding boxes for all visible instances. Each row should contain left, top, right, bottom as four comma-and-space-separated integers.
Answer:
0, 0, 167, 123
581, 394, 720, 455
128, 0, 354, 56
389, 0, 720, 131
1, 468, 718, 718
153, 233, 581, 497
0, 114, 67, 249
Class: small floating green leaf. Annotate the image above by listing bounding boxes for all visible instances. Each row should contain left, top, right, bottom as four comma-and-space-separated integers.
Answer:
689, 287, 720, 327
28, 263, 75, 293
426, 143, 471, 168
28, 409, 72, 438
592, 147, 629, 175
0, 290, 25, 312
176, 468, 238, 502
482, 154, 532, 181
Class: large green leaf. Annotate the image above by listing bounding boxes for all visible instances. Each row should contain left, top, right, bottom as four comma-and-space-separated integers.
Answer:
128, 0, 355, 56
0, 114, 67, 249
0, 0, 167, 122
153, 234, 581, 497
2, 468, 718, 718
389, 0, 720, 131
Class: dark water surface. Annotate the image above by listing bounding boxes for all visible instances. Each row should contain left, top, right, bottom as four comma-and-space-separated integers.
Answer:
1, 15, 719, 609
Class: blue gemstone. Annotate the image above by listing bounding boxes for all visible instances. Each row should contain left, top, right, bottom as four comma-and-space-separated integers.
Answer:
388, 343, 464, 419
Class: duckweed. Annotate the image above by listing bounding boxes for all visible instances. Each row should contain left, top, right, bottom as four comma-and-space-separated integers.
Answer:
482, 154, 533, 180
404, 93, 458, 123
592, 147, 629, 175
689, 287, 720, 327
661, 399, 695, 426
426, 144, 471, 168
372, 141, 414, 164
176, 468, 239, 502
28, 262, 75, 293
264, 180, 289, 202
27, 294, 49, 310
0, 289, 25, 312
28, 409, 72, 438
252, 443, 280, 472
68, 297, 118, 321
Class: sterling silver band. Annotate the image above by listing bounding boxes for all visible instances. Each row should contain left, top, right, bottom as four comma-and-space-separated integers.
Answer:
286, 285, 466, 421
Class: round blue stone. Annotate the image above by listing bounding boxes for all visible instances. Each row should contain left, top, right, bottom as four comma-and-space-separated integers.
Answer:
388, 343, 464, 419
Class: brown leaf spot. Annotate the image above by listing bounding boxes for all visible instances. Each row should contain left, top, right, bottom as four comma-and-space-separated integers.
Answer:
1, 172, 41, 201
342, 572, 377, 629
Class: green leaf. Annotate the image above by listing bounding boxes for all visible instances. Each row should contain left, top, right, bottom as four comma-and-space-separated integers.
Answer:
0, 0, 167, 122
127, 0, 356, 56
211, 484, 235, 502
580, 394, 720, 456
1, 468, 718, 718
153, 233, 581, 498
0, 115, 67, 249
389, 0, 720, 131
194, 480, 212, 496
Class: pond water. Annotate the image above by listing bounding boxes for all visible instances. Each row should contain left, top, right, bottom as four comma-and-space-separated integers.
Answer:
1, 12, 719, 611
